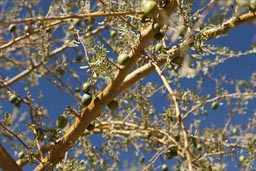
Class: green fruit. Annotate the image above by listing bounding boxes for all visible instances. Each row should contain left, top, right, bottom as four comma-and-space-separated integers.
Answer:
239, 155, 245, 162
139, 156, 145, 163
140, 14, 150, 23
87, 25, 93, 31
168, 146, 178, 156
75, 87, 80, 92
107, 100, 119, 110
196, 144, 203, 150
232, 128, 238, 134
87, 122, 95, 131
110, 30, 117, 38
177, 25, 186, 37
155, 43, 163, 52
18, 151, 25, 159
76, 55, 83, 63
82, 82, 91, 92
153, 22, 160, 32
165, 151, 173, 160
249, 0, 256, 12
154, 31, 165, 40
117, 54, 130, 66
143, 0, 158, 17
74, 19, 81, 26
56, 115, 68, 129
211, 102, 218, 110
162, 164, 168, 171
9, 94, 18, 104
81, 93, 92, 106
9, 24, 16, 32
14, 98, 21, 107
236, 0, 249, 6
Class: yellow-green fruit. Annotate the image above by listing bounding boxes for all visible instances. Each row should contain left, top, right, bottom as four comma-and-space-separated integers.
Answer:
110, 30, 117, 38
9, 24, 16, 32
239, 155, 245, 162
81, 93, 92, 106
211, 102, 218, 110
9, 94, 18, 104
82, 82, 91, 92
153, 22, 160, 32
107, 100, 119, 110
56, 115, 68, 129
18, 151, 25, 159
249, 0, 256, 12
165, 151, 173, 160
74, 87, 80, 93
154, 31, 165, 40
162, 164, 168, 171
117, 54, 130, 66
155, 43, 163, 52
139, 156, 145, 163
143, 0, 158, 17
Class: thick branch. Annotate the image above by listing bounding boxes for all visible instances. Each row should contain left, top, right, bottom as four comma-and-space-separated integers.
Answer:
0, 144, 22, 171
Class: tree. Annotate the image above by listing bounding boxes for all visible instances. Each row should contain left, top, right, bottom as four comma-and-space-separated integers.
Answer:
0, 0, 255, 170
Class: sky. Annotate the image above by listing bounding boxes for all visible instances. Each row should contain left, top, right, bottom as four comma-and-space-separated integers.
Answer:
0, 0, 256, 170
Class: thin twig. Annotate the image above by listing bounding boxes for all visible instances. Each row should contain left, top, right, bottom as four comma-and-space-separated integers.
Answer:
152, 62, 193, 171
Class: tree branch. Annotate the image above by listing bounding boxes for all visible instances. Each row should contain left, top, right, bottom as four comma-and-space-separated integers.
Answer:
0, 144, 22, 171
34, 2, 178, 170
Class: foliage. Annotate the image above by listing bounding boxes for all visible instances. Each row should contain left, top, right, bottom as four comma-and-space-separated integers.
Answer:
0, 0, 256, 171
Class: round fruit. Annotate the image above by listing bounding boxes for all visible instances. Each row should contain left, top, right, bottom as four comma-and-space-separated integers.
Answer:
87, 25, 93, 31
211, 102, 218, 110
24, 25, 30, 33
14, 97, 21, 107
56, 115, 68, 129
82, 82, 91, 93
143, 0, 158, 17
154, 31, 165, 40
9, 94, 18, 104
249, 0, 256, 12
76, 55, 83, 63
74, 87, 80, 92
18, 151, 25, 159
177, 25, 187, 37
81, 93, 92, 106
196, 144, 203, 150
155, 43, 163, 52
153, 22, 160, 32
107, 100, 119, 110
162, 164, 168, 171
139, 156, 145, 163
165, 151, 173, 160
117, 54, 130, 66
87, 122, 95, 131
74, 19, 81, 26
168, 146, 178, 156
232, 128, 238, 134
239, 155, 245, 162
110, 30, 117, 38
9, 24, 16, 32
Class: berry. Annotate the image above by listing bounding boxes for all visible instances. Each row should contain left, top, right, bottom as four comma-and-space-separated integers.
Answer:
107, 100, 119, 110
117, 54, 130, 66
82, 82, 91, 93
56, 115, 68, 129
81, 93, 92, 106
